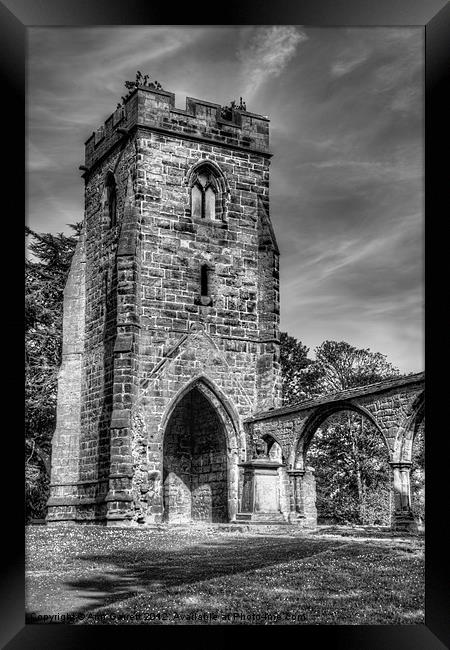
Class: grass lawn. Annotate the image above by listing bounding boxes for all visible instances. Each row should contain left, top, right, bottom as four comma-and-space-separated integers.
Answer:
25, 524, 424, 625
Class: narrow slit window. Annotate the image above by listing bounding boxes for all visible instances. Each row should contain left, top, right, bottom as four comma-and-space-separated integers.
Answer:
105, 173, 117, 227
201, 265, 208, 297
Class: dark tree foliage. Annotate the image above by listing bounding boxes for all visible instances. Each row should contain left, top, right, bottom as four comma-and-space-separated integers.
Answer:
280, 337, 401, 404
279, 332, 322, 404
25, 223, 82, 521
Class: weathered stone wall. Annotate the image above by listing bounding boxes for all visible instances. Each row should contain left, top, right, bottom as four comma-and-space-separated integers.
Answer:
355, 386, 425, 462
163, 396, 192, 522
190, 390, 228, 522
136, 119, 280, 415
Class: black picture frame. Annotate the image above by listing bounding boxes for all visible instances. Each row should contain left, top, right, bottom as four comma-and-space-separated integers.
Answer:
6, 0, 449, 647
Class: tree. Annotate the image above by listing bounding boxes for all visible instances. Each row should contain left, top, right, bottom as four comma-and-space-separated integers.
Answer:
279, 332, 322, 404
305, 341, 401, 524
313, 340, 400, 393
307, 413, 392, 525
25, 223, 82, 520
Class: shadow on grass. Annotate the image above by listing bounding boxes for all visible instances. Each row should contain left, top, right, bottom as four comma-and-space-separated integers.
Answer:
27, 535, 350, 620
26, 529, 424, 624
314, 524, 425, 539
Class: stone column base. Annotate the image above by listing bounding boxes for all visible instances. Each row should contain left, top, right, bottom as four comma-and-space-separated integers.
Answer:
392, 511, 419, 533
287, 512, 306, 525
46, 498, 78, 524
105, 489, 134, 526
46, 517, 78, 526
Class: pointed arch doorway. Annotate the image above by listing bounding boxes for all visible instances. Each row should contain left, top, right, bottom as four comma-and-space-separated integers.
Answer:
162, 380, 239, 523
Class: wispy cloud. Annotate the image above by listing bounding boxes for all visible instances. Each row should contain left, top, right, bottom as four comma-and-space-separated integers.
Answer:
331, 53, 368, 77
237, 27, 307, 101
283, 210, 422, 292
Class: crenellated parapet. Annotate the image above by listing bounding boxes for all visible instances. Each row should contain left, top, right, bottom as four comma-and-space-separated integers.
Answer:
85, 86, 270, 171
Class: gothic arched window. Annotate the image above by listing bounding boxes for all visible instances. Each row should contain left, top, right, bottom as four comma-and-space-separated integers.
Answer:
105, 172, 117, 227
190, 167, 218, 220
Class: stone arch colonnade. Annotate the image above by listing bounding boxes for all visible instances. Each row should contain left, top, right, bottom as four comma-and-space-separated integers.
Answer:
244, 373, 424, 531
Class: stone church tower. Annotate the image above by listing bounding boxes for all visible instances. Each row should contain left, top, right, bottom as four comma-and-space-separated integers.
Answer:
47, 83, 287, 526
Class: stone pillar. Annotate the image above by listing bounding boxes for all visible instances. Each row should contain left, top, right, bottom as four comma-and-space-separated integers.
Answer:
287, 468, 317, 527
287, 469, 305, 523
236, 459, 286, 523
303, 467, 318, 527
390, 461, 418, 532
47, 231, 86, 524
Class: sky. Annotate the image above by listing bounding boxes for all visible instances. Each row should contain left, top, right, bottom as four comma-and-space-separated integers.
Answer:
27, 26, 424, 374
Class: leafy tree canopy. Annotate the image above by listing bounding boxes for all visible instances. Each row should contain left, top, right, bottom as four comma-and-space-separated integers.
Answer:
314, 340, 400, 393
279, 336, 400, 406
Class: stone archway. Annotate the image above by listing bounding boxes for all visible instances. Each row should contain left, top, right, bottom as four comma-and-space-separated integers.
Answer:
291, 400, 389, 470
162, 383, 236, 523
289, 401, 391, 526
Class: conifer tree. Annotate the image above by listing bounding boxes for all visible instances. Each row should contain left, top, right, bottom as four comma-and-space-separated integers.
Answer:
25, 223, 82, 520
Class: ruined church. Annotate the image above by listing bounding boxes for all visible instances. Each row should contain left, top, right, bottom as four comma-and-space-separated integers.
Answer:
47, 80, 424, 529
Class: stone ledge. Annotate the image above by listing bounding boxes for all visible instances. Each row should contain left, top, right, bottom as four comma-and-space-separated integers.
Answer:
105, 493, 134, 503
47, 496, 107, 506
